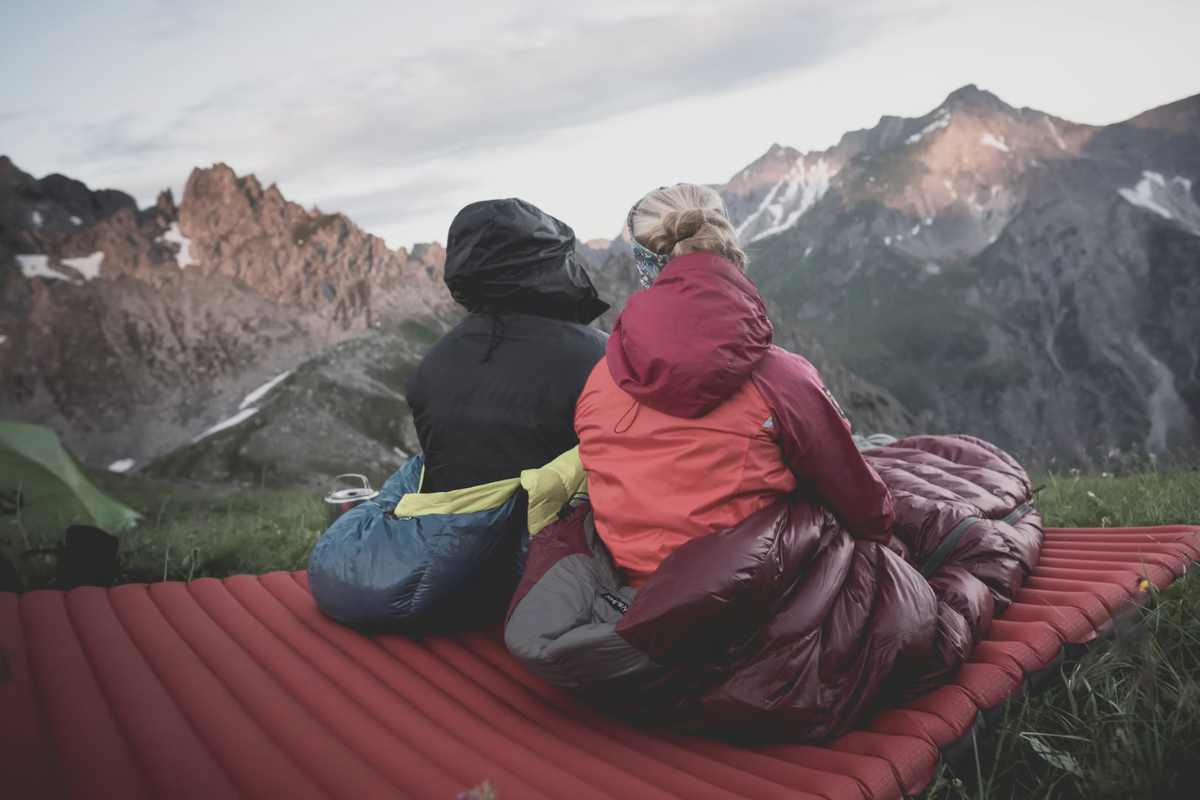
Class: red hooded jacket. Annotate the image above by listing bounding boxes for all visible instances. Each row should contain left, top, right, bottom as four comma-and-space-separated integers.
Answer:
576, 251, 894, 583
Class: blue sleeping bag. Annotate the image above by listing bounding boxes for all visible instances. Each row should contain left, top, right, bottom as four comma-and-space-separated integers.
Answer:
308, 456, 527, 632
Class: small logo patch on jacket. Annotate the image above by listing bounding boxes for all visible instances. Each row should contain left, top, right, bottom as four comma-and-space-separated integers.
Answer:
599, 591, 629, 614
822, 385, 849, 421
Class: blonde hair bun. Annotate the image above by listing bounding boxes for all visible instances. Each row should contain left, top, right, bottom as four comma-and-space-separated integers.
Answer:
631, 184, 747, 270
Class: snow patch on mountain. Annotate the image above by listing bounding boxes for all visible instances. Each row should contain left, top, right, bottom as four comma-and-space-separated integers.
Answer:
193, 407, 260, 442
16, 255, 71, 282
739, 157, 833, 243
159, 221, 197, 268
1044, 118, 1067, 150
62, 252, 105, 281
193, 370, 293, 443
1130, 336, 1191, 453
906, 110, 951, 145
16, 252, 105, 282
738, 178, 787, 236
107, 459, 136, 473
1120, 174, 1174, 218
981, 133, 1010, 153
1118, 171, 1200, 235
239, 370, 292, 410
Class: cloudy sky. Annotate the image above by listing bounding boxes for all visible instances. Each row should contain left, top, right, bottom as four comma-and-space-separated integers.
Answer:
2, 0, 1197, 246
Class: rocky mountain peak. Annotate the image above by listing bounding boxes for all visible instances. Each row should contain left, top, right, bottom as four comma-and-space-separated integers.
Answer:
941, 84, 1012, 113
722, 142, 811, 230
151, 188, 177, 221
719, 83, 1117, 254
732, 89, 1200, 465
725, 143, 804, 187
1, 158, 140, 275
181, 163, 265, 217
410, 241, 444, 262
174, 162, 455, 330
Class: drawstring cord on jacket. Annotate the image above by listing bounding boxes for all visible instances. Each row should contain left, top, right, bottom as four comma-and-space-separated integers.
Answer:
481, 313, 506, 363
614, 399, 641, 433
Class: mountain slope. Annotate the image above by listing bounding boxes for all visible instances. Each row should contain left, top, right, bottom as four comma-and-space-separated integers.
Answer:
0, 159, 457, 473
720, 86, 1200, 464
143, 323, 437, 487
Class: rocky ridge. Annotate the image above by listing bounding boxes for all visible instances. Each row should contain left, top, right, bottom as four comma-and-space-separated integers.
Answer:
0, 159, 457, 474
715, 86, 1200, 463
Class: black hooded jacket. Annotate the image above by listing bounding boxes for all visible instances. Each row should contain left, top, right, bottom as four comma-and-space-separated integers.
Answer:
406, 199, 609, 492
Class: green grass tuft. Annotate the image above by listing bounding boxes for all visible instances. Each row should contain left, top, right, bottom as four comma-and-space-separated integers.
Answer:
2, 471, 326, 590
924, 571, 1200, 799
923, 467, 1200, 799
1034, 470, 1200, 529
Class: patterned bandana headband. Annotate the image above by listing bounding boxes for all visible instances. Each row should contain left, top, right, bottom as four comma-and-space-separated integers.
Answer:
627, 195, 671, 290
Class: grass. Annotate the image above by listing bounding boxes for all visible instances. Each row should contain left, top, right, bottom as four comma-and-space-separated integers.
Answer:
2, 470, 327, 590
4, 465, 1197, 594
3, 462, 1198, 797
112, 479, 326, 586
922, 468, 1200, 799
924, 571, 1200, 799
1033, 469, 1200, 529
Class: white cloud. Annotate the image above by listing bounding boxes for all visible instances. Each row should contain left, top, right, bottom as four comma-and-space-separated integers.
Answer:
1, 0, 1198, 245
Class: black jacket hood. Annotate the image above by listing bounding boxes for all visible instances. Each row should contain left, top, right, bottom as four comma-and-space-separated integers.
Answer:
444, 198, 609, 324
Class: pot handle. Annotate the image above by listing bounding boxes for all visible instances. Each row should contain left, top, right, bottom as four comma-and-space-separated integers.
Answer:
332, 473, 373, 492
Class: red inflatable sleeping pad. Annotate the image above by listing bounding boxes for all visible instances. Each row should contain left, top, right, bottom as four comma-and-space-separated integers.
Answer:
2, 525, 1197, 799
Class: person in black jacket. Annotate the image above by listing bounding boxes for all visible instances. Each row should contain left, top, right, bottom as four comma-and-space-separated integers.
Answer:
406, 198, 609, 492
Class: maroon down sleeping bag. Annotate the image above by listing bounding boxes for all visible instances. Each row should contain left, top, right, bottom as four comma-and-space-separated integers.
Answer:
504, 434, 1043, 740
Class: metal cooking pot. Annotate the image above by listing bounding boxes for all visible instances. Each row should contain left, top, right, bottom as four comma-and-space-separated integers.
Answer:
323, 473, 380, 525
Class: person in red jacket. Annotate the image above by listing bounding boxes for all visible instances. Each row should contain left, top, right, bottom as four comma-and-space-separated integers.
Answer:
575, 184, 894, 584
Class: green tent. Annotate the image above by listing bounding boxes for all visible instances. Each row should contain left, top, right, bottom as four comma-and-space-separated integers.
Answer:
0, 421, 140, 535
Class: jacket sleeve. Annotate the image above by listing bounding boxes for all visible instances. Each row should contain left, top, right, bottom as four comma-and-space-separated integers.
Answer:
752, 349, 894, 542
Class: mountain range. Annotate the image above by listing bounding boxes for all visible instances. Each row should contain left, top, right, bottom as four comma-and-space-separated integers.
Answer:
2, 84, 1198, 485
724, 85, 1200, 464
0, 159, 456, 484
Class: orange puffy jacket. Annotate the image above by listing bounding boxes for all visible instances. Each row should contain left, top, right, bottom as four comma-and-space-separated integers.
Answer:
576, 252, 894, 584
